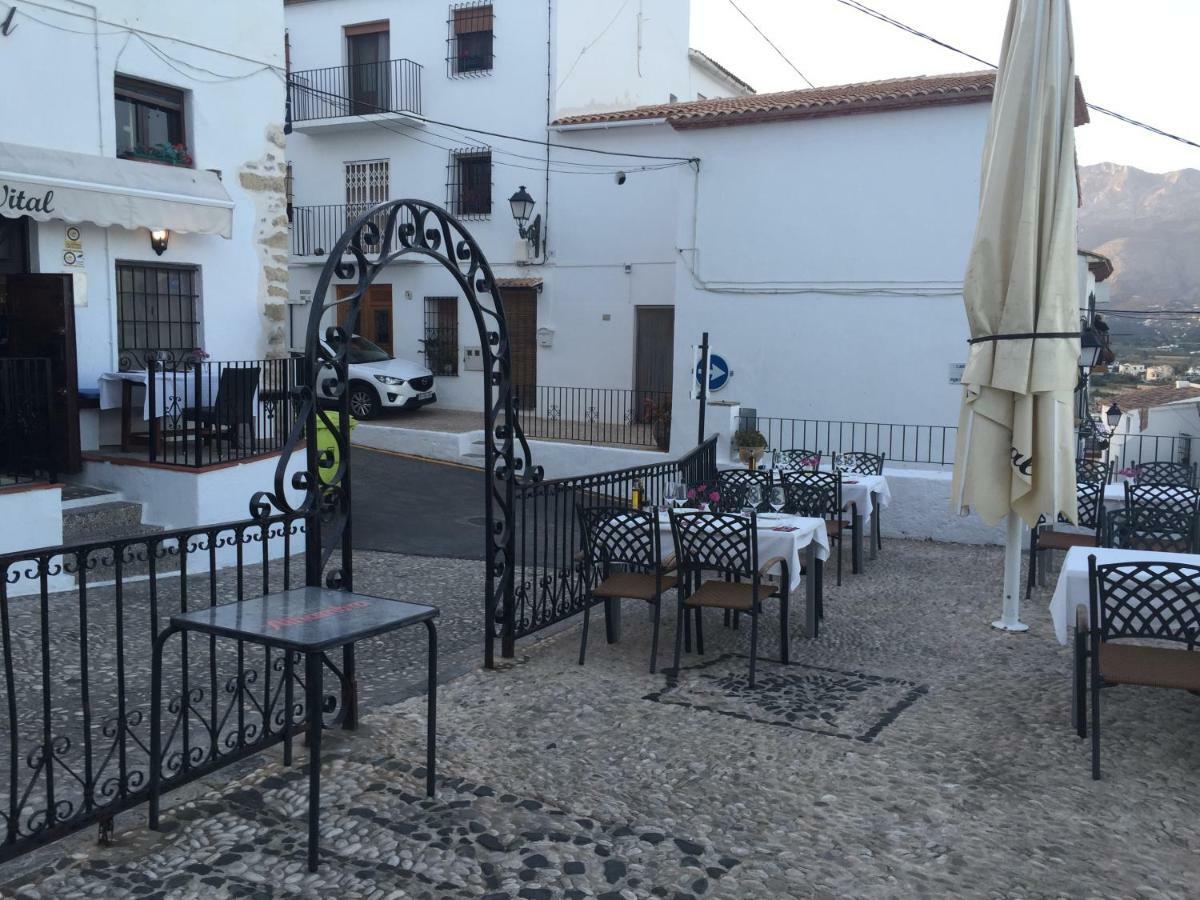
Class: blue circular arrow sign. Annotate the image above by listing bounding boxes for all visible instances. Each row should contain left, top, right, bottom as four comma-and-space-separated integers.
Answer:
695, 353, 730, 392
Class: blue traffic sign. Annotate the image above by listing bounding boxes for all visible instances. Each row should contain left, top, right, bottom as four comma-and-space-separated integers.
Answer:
696, 353, 730, 392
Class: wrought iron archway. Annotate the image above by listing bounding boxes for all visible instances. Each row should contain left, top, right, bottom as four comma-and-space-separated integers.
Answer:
252, 199, 540, 668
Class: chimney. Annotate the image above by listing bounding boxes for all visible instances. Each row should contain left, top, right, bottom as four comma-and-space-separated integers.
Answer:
1176, 380, 1192, 389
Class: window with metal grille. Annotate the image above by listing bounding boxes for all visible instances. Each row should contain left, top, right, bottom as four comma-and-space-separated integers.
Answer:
423, 297, 459, 376
447, 148, 491, 218
447, 3, 494, 76
115, 262, 201, 370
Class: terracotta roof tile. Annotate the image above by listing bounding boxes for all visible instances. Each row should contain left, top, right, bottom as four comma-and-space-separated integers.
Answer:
554, 71, 999, 129
494, 276, 543, 289
1102, 383, 1200, 414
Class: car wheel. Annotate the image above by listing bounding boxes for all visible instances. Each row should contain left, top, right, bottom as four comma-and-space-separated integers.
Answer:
348, 382, 381, 420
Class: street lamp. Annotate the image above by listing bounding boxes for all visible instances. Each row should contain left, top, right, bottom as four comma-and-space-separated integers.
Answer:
149, 228, 170, 256
1106, 401, 1122, 429
1079, 323, 1104, 372
508, 185, 542, 258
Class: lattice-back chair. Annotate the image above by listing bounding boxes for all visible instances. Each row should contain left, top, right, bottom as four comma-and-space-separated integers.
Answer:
1083, 558, 1200, 779
834, 451, 886, 552
1134, 460, 1197, 488
1025, 478, 1106, 598
183, 366, 260, 451
1125, 482, 1200, 520
716, 469, 773, 514
667, 510, 790, 687
1076, 458, 1112, 486
781, 470, 845, 586
576, 505, 679, 673
777, 449, 822, 474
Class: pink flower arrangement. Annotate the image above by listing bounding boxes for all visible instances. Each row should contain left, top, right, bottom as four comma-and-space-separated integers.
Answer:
1118, 465, 1140, 479
685, 483, 720, 508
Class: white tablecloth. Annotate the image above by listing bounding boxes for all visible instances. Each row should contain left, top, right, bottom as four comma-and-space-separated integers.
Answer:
1102, 482, 1199, 510
98, 370, 217, 420
1049, 546, 1200, 644
656, 511, 829, 593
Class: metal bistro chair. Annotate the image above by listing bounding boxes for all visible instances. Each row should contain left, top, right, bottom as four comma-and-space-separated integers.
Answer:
668, 509, 789, 687
1134, 460, 1197, 488
1105, 483, 1200, 553
716, 469, 773, 513
1076, 458, 1113, 487
781, 470, 846, 586
183, 365, 261, 451
1082, 558, 1200, 779
777, 449, 822, 473
834, 451, 886, 552
576, 505, 679, 674
1025, 478, 1106, 598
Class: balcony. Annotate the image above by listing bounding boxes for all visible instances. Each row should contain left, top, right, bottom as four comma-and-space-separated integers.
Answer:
290, 204, 416, 260
287, 59, 423, 133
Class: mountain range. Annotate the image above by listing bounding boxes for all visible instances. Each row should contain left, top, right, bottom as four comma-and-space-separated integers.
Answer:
1078, 163, 1200, 311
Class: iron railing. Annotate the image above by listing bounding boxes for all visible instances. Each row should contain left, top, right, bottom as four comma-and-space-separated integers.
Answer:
742, 414, 959, 468
0, 358, 54, 484
291, 204, 416, 258
514, 385, 672, 451
287, 58, 422, 123
1106, 432, 1195, 479
0, 513, 313, 863
500, 437, 717, 647
145, 356, 302, 468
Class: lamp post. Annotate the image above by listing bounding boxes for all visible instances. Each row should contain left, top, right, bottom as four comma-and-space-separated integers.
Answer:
1105, 401, 1122, 430
507, 186, 542, 258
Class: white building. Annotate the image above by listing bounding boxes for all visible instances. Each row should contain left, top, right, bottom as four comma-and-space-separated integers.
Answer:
1145, 364, 1176, 383
0, 1, 287, 549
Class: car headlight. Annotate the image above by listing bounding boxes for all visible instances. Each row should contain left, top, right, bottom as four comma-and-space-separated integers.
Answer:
374, 375, 406, 386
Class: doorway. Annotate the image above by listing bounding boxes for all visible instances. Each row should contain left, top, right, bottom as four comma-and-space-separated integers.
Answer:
501, 288, 537, 407
336, 284, 394, 356
0, 274, 81, 475
634, 306, 675, 398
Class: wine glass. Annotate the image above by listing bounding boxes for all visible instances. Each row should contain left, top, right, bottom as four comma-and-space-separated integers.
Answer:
746, 484, 763, 513
668, 482, 687, 510
769, 484, 785, 514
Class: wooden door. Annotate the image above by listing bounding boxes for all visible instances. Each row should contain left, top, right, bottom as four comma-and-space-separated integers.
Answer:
0, 217, 29, 275
336, 284, 394, 356
502, 288, 537, 406
634, 306, 675, 396
0, 274, 81, 473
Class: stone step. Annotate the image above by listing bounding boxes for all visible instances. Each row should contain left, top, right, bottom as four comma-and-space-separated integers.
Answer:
60, 483, 121, 507
67, 524, 182, 582
62, 501, 146, 545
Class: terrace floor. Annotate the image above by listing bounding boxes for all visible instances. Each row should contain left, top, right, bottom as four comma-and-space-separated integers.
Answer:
6, 539, 1200, 899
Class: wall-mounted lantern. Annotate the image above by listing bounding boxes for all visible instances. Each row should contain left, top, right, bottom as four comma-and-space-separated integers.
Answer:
508, 185, 542, 258
149, 228, 170, 256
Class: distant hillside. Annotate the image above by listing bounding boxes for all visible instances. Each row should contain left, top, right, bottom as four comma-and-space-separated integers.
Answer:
1078, 163, 1200, 310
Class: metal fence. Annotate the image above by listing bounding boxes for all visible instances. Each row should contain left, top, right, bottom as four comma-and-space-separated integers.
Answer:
288, 58, 422, 123
0, 358, 54, 484
1106, 432, 1195, 479
741, 414, 959, 468
146, 356, 302, 468
514, 385, 673, 451
291, 204, 417, 258
0, 513, 313, 863
502, 437, 717, 646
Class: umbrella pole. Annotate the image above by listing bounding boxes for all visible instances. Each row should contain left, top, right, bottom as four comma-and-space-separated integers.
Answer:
993, 511, 1029, 632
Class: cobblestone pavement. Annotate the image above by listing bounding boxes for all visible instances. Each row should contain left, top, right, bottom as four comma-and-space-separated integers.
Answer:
5, 540, 1200, 898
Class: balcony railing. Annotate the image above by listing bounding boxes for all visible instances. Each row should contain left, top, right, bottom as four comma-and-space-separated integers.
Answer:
741, 413, 959, 468
288, 58, 422, 124
290, 204, 416, 258
514, 385, 673, 451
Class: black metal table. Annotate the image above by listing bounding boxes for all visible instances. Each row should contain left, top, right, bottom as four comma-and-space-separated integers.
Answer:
148, 587, 439, 872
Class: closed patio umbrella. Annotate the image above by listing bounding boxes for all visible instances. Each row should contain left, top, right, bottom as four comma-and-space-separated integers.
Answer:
951, 0, 1084, 631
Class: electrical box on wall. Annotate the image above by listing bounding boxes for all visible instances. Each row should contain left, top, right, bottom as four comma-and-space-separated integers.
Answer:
290, 289, 311, 306
464, 346, 484, 371
536, 327, 554, 348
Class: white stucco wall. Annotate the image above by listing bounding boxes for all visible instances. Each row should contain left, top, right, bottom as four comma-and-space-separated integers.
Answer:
0, 0, 288, 389
0, 485, 72, 596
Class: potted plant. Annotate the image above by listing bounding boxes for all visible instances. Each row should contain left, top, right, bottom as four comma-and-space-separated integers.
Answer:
685, 482, 720, 510
733, 428, 768, 468
641, 396, 672, 452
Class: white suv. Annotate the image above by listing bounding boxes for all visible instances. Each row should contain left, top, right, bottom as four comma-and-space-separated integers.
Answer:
318, 335, 436, 419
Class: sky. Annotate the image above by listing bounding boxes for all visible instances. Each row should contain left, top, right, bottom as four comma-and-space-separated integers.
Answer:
689, 0, 1199, 174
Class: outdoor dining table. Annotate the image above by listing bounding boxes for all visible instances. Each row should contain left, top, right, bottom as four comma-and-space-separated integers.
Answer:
98, 369, 217, 451
656, 509, 830, 638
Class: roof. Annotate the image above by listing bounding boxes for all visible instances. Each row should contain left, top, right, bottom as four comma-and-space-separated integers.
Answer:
554, 70, 1090, 131
554, 70, 998, 129
1078, 249, 1115, 282
687, 48, 755, 95
1103, 383, 1200, 414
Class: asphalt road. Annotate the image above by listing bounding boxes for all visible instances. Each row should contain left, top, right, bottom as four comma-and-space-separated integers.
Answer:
350, 447, 487, 559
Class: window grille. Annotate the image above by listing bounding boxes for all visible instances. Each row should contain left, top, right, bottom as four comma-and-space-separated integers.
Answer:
446, 148, 491, 218
423, 297, 459, 376
116, 263, 201, 370
447, 3, 494, 77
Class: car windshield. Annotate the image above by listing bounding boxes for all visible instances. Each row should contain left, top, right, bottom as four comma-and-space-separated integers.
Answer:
329, 335, 391, 364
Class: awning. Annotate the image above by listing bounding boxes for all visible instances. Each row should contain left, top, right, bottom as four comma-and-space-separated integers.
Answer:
0, 141, 233, 238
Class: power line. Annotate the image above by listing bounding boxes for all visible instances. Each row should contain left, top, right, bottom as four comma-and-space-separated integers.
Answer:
726, 0, 815, 89
829, 0, 1200, 151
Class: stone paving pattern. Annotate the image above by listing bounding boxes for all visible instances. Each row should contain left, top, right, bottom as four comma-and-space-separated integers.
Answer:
5, 539, 1200, 898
